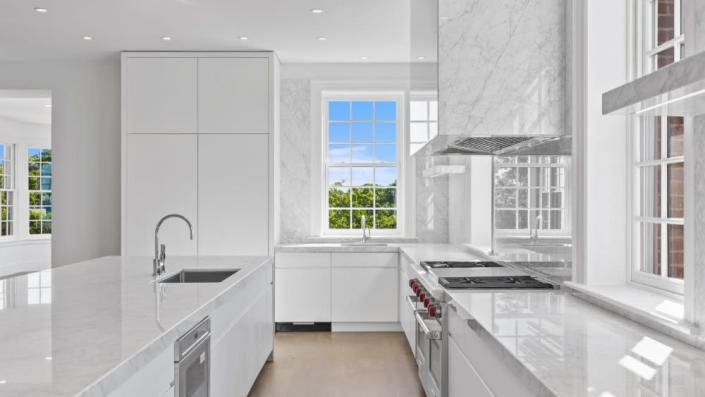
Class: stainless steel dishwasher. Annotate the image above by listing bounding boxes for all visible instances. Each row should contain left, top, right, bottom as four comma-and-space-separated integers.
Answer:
175, 317, 211, 397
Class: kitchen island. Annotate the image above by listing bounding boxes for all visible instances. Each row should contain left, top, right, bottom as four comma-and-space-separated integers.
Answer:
0, 255, 273, 396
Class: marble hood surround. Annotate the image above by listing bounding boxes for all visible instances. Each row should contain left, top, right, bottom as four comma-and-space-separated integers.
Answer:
427, 0, 567, 152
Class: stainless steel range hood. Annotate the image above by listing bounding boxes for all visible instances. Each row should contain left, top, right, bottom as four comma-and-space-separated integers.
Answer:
432, 135, 572, 156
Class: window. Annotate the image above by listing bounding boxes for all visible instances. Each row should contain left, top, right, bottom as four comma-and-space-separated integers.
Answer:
409, 98, 438, 155
27, 270, 51, 305
632, 0, 684, 290
494, 156, 568, 234
0, 144, 14, 237
28, 148, 52, 235
325, 98, 401, 233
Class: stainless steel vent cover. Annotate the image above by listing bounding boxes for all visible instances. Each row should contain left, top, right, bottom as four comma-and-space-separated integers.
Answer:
448, 136, 535, 155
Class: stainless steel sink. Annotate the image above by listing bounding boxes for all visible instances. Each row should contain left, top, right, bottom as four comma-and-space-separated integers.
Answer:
340, 242, 389, 247
159, 269, 239, 283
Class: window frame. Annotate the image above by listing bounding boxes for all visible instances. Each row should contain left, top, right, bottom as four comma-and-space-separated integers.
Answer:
27, 147, 52, 237
0, 143, 15, 240
630, 0, 686, 294
408, 93, 438, 156
320, 92, 406, 237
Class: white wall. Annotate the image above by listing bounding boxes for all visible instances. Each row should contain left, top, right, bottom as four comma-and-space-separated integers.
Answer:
0, 59, 121, 266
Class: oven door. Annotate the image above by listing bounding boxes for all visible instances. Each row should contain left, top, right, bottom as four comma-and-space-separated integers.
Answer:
415, 310, 443, 397
175, 334, 210, 397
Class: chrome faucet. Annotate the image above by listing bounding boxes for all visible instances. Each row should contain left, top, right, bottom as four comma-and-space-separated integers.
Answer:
530, 215, 542, 243
361, 215, 371, 243
153, 214, 193, 277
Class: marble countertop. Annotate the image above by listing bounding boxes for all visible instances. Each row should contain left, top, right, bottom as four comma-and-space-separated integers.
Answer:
0, 255, 272, 396
448, 289, 705, 397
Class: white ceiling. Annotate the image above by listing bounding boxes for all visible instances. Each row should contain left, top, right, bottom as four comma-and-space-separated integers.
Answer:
0, 91, 52, 125
0, 0, 424, 63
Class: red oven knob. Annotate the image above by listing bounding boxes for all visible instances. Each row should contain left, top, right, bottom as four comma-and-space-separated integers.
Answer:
413, 284, 419, 294
428, 304, 437, 317
409, 279, 415, 289
423, 297, 430, 308
419, 291, 426, 301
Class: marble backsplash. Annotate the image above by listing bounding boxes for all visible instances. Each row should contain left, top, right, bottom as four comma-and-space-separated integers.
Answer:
278, 78, 450, 244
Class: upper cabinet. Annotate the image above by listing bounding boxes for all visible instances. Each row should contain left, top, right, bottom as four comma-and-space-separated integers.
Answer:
125, 57, 198, 134
198, 57, 270, 133
124, 54, 272, 134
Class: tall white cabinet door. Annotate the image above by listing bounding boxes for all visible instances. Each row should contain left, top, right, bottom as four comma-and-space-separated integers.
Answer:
197, 57, 270, 133
125, 57, 197, 134
125, 134, 197, 255
198, 134, 269, 255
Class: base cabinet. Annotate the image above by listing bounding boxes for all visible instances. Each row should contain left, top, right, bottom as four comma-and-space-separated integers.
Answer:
448, 336, 493, 397
331, 266, 398, 322
274, 253, 331, 322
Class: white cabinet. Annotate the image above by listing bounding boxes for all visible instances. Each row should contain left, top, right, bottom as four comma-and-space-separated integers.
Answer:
448, 336, 493, 397
198, 57, 270, 133
331, 253, 398, 323
125, 57, 197, 134
274, 253, 331, 322
198, 134, 269, 255
125, 134, 197, 256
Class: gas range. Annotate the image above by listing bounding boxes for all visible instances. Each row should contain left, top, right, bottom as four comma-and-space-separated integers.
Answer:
439, 275, 556, 289
420, 260, 503, 270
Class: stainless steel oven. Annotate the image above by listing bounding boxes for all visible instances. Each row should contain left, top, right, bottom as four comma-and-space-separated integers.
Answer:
410, 279, 447, 397
175, 317, 211, 397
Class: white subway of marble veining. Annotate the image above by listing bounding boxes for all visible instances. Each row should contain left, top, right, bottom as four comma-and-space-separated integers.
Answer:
439, 0, 566, 136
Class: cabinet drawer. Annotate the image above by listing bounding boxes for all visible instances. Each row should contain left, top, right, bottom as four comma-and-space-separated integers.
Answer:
275, 253, 331, 268
332, 253, 397, 268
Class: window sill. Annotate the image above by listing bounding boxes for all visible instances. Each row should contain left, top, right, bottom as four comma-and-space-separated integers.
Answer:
564, 281, 705, 349
304, 235, 419, 244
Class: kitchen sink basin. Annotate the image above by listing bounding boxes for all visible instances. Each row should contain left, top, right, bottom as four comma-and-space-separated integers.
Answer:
340, 242, 389, 247
159, 269, 239, 283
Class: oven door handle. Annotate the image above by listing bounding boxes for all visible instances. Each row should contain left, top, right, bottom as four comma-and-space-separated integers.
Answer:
405, 295, 422, 312
414, 311, 442, 340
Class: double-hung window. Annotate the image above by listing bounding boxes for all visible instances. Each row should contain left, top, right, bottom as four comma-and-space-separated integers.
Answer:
409, 98, 438, 155
324, 96, 402, 234
28, 148, 52, 235
0, 144, 14, 237
632, 0, 685, 291
494, 156, 568, 235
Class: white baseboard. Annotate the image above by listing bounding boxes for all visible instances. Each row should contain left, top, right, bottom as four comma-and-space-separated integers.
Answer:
331, 322, 402, 332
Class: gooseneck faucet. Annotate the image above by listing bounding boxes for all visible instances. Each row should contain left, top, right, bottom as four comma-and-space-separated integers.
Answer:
361, 215, 371, 243
153, 214, 193, 277
530, 214, 542, 243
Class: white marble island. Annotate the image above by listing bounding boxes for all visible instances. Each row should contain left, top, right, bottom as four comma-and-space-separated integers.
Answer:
0, 255, 274, 397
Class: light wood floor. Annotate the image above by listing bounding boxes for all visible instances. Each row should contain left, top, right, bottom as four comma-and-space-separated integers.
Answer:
249, 332, 425, 397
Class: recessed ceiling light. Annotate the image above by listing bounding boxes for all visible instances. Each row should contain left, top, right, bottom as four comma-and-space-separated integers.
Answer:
360, 56, 368, 60
161, 36, 172, 41
45, 356, 52, 361
44, 104, 52, 108
316, 36, 328, 41
239, 36, 249, 41
311, 8, 324, 14
34, 7, 48, 13
82, 36, 94, 41
417, 56, 426, 60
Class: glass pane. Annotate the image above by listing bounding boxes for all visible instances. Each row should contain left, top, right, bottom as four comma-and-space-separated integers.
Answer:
40, 149, 51, 162
374, 168, 397, 187
351, 168, 374, 187
517, 210, 528, 229
495, 210, 516, 229
375, 102, 396, 121
352, 123, 373, 142
668, 224, 684, 279
41, 193, 51, 206
529, 189, 540, 209
667, 163, 683, 218
40, 177, 51, 190
376, 123, 396, 142
410, 123, 428, 142
410, 101, 428, 121
28, 163, 40, 177
351, 144, 373, 163
667, 116, 684, 157
495, 189, 517, 208
495, 168, 517, 187
375, 210, 397, 229
641, 117, 662, 161
28, 148, 40, 159
28, 177, 39, 190
550, 210, 562, 230
656, 0, 675, 45
351, 102, 373, 121
29, 220, 41, 235
640, 223, 662, 275
41, 163, 52, 176
550, 191, 562, 208
529, 168, 542, 187
375, 144, 397, 163
429, 122, 438, 139
518, 189, 528, 208
328, 187, 350, 208
655, 47, 675, 69
375, 188, 396, 208
328, 144, 350, 164
328, 167, 350, 186
352, 209, 374, 229
329, 101, 350, 121
541, 192, 550, 208
29, 192, 41, 206
41, 221, 51, 234
429, 101, 438, 121
329, 210, 350, 229
351, 188, 373, 207
329, 123, 349, 142
517, 168, 528, 186
639, 166, 661, 217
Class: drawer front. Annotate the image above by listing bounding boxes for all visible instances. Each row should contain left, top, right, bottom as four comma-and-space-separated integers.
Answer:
275, 252, 331, 268
332, 252, 398, 268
